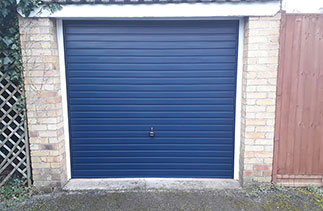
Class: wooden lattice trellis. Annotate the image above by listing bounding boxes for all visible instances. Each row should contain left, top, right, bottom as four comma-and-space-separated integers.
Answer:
0, 71, 31, 186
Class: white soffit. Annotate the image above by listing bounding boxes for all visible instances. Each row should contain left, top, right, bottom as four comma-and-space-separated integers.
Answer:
30, 2, 280, 18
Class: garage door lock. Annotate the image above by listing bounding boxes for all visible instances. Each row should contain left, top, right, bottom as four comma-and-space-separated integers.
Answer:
149, 127, 155, 137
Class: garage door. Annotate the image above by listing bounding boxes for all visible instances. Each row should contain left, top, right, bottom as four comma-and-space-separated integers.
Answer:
64, 20, 239, 178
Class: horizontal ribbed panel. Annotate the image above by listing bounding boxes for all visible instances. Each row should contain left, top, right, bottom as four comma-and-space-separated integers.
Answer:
64, 20, 238, 178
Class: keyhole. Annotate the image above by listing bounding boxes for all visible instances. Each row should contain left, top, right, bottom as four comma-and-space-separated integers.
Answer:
149, 127, 155, 137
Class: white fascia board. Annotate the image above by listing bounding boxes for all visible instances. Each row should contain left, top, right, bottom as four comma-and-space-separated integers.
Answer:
30, 2, 280, 18
282, 0, 323, 14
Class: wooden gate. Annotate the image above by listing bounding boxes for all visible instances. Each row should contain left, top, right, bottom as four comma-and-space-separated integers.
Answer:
273, 13, 323, 186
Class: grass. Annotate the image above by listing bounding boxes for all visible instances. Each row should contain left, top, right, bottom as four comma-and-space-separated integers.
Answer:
0, 178, 35, 206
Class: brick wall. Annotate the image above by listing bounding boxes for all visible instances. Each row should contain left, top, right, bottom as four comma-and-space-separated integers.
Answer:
19, 17, 67, 189
240, 14, 281, 185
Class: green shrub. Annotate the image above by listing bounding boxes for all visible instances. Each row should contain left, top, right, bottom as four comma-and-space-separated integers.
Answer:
0, 179, 34, 203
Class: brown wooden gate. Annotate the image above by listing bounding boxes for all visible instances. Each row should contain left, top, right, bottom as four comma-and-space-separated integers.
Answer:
273, 13, 323, 186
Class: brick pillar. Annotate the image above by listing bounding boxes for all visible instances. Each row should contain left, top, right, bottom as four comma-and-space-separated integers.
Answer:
240, 14, 281, 185
19, 17, 67, 189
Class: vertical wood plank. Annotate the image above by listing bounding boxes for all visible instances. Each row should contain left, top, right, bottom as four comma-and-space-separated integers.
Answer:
294, 15, 306, 174
306, 16, 320, 174
315, 16, 323, 174
276, 14, 294, 174
273, 11, 287, 181
285, 15, 302, 174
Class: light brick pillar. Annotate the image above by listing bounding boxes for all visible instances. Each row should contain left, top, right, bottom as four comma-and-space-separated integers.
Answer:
240, 14, 281, 185
19, 17, 67, 189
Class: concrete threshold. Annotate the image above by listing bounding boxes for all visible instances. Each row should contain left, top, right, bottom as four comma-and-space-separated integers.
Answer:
63, 178, 241, 191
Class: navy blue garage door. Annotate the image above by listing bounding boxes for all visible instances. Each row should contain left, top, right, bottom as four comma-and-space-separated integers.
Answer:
64, 20, 239, 178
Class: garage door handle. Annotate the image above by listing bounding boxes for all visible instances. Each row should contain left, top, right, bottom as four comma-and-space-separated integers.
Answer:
149, 127, 155, 137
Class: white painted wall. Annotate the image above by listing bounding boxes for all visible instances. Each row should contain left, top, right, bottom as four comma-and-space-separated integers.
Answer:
283, 0, 323, 13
